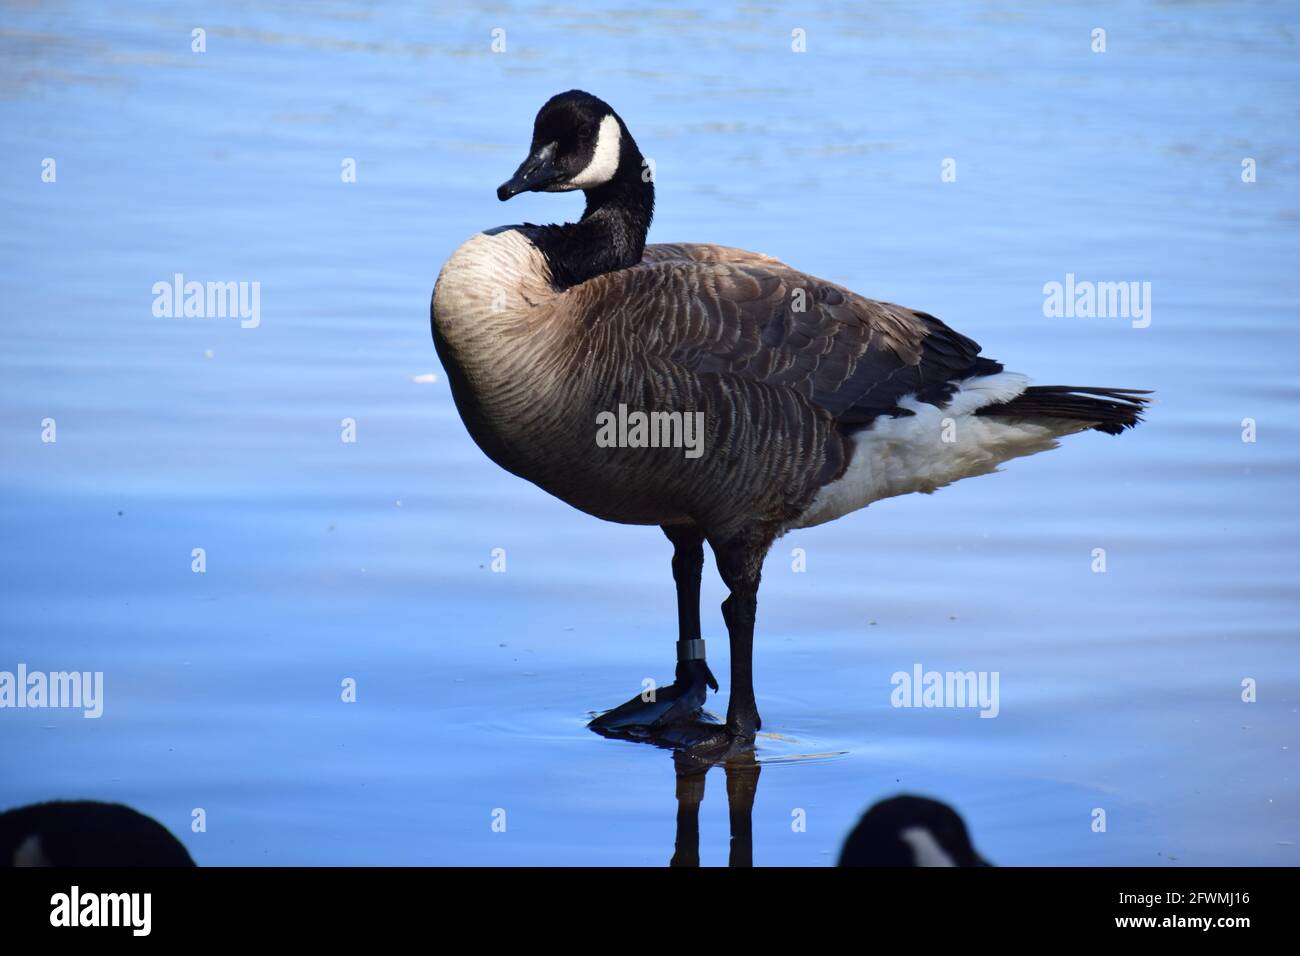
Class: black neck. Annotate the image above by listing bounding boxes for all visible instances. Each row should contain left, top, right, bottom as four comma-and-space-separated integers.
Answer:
527, 148, 654, 290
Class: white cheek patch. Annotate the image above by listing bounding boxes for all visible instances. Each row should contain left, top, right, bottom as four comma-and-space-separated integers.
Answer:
568, 114, 622, 189
899, 826, 957, 867
13, 833, 51, 866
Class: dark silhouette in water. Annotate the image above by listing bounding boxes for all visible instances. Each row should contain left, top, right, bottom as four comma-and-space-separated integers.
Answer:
669, 748, 761, 867
0, 801, 195, 867
608, 725, 984, 868
591, 709, 760, 864
839, 795, 989, 867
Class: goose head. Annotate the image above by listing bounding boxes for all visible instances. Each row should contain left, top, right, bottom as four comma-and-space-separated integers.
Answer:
838, 795, 991, 867
497, 90, 643, 201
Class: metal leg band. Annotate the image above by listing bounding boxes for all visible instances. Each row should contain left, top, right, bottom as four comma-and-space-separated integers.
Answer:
677, 639, 706, 662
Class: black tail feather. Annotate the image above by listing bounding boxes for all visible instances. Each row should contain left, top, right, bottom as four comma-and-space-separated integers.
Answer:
975, 386, 1151, 435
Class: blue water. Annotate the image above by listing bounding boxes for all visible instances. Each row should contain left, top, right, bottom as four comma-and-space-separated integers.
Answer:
1, 1, 1296, 865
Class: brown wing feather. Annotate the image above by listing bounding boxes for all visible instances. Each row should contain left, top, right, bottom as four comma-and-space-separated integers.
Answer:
579, 248, 998, 430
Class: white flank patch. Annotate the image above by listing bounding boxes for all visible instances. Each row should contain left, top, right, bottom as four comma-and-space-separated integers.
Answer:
791, 372, 1087, 530
568, 114, 622, 189
899, 826, 957, 867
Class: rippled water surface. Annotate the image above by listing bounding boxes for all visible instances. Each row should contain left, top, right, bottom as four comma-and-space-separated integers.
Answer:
1, 1, 1297, 865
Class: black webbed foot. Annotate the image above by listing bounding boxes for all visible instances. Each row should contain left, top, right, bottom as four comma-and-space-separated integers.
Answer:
588, 659, 718, 733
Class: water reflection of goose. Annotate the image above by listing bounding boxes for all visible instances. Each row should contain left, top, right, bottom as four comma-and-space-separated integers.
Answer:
432, 89, 1150, 749
668, 750, 761, 868
649, 737, 985, 867
1, 800, 195, 867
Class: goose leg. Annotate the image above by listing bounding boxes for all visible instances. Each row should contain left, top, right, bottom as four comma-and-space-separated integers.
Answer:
712, 528, 771, 739
588, 524, 719, 733
663, 523, 721, 701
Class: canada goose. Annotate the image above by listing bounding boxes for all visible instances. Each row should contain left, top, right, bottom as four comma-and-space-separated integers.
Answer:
431, 90, 1149, 746
839, 795, 990, 866
0, 800, 195, 866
